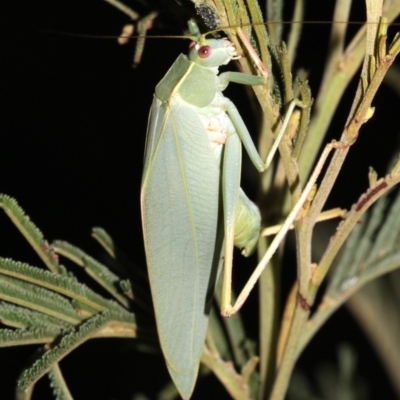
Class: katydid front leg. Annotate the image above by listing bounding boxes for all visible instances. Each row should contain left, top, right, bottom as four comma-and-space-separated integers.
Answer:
218, 70, 268, 173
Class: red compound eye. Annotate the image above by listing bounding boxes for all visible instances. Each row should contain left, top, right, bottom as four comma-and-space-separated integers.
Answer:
198, 45, 212, 58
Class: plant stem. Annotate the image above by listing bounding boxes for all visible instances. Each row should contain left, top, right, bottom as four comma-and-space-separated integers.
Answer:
269, 300, 309, 400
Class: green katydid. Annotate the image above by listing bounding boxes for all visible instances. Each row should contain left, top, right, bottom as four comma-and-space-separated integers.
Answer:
139, 21, 311, 398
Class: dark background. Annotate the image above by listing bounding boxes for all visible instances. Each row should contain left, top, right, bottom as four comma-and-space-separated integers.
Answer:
2, 0, 400, 398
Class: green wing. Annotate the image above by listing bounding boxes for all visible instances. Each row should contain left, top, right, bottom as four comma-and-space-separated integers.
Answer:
141, 96, 221, 398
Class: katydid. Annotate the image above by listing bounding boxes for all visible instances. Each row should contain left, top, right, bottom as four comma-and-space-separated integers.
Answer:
139, 23, 298, 397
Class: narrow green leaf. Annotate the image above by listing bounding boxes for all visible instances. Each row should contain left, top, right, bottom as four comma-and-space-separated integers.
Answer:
0, 274, 83, 325
53, 240, 129, 307
208, 306, 231, 360
201, 346, 251, 400
0, 301, 71, 330
328, 188, 400, 297
91, 227, 116, 258
0, 195, 59, 273
48, 364, 74, 400
0, 327, 62, 347
0, 258, 129, 315
18, 310, 123, 390
215, 276, 251, 367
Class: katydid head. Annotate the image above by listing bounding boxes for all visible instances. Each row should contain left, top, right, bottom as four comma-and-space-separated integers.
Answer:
188, 38, 239, 68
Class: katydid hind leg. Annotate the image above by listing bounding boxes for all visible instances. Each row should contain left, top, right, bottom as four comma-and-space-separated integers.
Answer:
220, 133, 242, 316
219, 141, 262, 316
230, 142, 338, 314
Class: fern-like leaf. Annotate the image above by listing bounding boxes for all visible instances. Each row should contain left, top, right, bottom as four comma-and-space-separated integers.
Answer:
52, 240, 129, 307
48, 364, 74, 400
0, 258, 130, 315
0, 273, 83, 325
18, 310, 133, 390
328, 186, 400, 296
0, 195, 60, 273
91, 227, 116, 258
0, 327, 62, 347
0, 301, 71, 330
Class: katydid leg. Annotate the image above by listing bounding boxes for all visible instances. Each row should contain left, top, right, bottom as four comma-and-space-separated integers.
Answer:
221, 133, 242, 316
227, 142, 339, 315
227, 98, 308, 172
218, 96, 308, 315
218, 71, 266, 90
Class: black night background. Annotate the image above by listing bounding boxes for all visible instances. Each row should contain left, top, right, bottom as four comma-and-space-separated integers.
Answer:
2, 0, 400, 399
